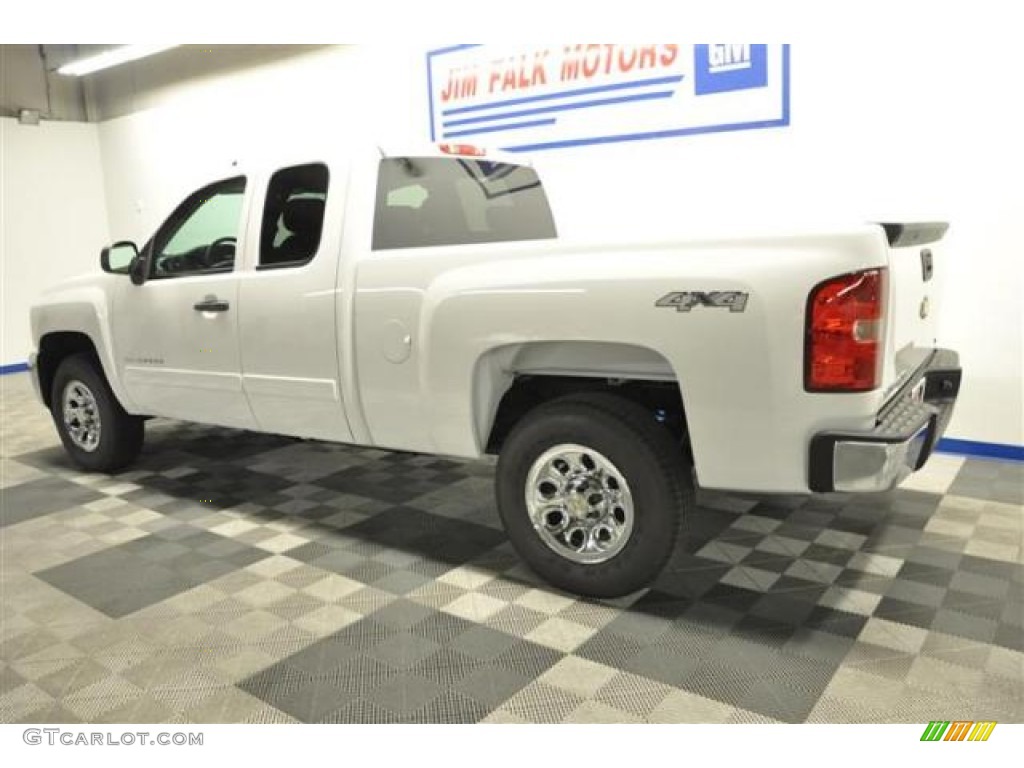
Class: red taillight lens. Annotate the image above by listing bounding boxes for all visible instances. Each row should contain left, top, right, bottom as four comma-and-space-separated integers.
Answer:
805, 268, 886, 392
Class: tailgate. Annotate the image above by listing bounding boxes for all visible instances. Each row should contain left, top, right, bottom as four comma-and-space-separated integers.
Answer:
880, 222, 948, 397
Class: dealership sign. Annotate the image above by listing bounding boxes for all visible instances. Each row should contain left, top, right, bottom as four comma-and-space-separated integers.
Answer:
426, 44, 790, 152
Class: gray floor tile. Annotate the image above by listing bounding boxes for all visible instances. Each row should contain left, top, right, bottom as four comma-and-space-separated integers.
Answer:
948, 460, 1024, 505
1, 476, 105, 527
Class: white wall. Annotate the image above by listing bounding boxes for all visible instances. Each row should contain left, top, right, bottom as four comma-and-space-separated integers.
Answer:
80, 43, 1024, 447
97, 46, 429, 244
1, 117, 110, 365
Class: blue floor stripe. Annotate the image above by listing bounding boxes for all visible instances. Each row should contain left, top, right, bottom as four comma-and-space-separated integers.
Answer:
936, 438, 1024, 462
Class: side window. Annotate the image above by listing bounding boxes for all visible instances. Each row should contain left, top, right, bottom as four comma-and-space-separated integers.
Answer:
259, 163, 329, 268
372, 157, 556, 250
151, 176, 246, 278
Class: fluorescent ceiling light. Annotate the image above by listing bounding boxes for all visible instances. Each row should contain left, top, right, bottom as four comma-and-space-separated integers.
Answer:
57, 44, 179, 76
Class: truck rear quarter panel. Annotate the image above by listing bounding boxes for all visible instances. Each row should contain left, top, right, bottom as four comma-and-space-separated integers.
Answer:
351, 227, 893, 493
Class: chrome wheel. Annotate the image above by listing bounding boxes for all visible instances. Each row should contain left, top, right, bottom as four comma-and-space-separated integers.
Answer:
524, 443, 634, 564
62, 379, 101, 452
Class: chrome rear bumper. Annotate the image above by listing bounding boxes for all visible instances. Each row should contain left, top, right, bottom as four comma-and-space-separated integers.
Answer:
809, 349, 961, 493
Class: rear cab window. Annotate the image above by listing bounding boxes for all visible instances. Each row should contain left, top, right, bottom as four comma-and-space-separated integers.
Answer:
372, 157, 557, 250
259, 163, 329, 268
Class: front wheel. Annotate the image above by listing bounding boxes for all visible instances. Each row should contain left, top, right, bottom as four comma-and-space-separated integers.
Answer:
50, 354, 144, 472
495, 392, 690, 598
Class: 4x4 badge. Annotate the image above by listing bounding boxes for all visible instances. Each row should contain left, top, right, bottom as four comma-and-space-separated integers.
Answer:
656, 291, 749, 313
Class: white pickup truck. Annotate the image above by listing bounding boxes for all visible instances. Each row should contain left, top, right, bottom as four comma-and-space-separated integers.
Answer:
28, 143, 961, 597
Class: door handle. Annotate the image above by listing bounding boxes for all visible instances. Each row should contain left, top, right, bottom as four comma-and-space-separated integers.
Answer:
193, 296, 230, 313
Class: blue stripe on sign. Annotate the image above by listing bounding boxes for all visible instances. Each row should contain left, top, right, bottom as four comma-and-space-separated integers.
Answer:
443, 118, 557, 139
0, 362, 30, 375
937, 438, 1024, 462
443, 90, 677, 129
501, 114, 790, 152
441, 74, 685, 117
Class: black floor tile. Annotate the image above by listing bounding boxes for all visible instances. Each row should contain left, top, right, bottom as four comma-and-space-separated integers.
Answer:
800, 606, 868, 639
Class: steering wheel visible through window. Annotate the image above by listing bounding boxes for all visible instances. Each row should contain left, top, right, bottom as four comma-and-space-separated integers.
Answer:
204, 236, 238, 270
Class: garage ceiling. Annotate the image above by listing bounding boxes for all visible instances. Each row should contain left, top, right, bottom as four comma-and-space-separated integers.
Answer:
0, 45, 332, 122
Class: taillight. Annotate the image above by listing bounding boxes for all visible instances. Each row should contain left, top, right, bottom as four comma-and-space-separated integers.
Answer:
805, 268, 886, 392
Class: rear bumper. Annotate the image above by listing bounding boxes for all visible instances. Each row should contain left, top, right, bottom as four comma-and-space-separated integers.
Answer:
809, 349, 961, 492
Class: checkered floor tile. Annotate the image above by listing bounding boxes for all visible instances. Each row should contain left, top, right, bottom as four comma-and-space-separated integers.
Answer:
1, 371, 1021, 723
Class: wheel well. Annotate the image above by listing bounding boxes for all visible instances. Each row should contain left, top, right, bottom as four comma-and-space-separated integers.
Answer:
37, 332, 100, 408
486, 375, 690, 458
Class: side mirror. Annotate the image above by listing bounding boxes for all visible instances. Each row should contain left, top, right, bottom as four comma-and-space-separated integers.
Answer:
100, 241, 139, 274
129, 252, 149, 286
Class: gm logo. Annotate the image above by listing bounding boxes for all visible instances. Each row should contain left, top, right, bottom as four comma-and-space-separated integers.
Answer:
694, 44, 768, 95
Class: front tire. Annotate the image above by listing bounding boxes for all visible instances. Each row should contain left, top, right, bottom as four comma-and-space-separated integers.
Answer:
496, 392, 690, 598
50, 354, 144, 472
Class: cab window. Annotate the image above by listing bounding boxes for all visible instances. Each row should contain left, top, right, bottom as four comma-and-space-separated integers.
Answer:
372, 157, 556, 250
259, 163, 329, 268
150, 177, 246, 278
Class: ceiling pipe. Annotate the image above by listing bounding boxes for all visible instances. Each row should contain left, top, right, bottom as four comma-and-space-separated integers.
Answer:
37, 44, 53, 118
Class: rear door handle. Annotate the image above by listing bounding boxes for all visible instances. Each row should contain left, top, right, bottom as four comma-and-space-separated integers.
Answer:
193, 296, 230, 312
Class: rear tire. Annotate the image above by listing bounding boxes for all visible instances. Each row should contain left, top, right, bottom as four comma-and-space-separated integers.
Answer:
50, 354, 144, 472
496, 392, 691, 598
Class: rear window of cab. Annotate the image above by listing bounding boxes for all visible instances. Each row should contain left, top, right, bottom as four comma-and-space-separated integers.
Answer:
372, 157, 557, 250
